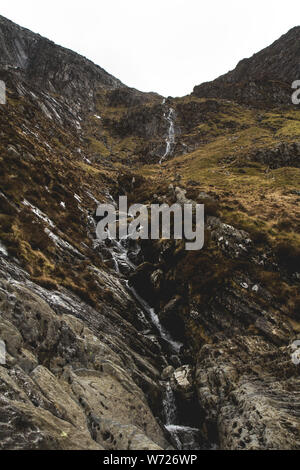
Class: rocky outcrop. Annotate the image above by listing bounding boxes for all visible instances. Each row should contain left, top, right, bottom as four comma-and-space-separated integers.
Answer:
170, 365, 194, 401
196, 335, 300, 449
250, 141, 300, 168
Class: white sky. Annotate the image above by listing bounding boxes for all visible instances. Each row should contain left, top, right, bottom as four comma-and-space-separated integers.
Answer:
1, 0, 300, 97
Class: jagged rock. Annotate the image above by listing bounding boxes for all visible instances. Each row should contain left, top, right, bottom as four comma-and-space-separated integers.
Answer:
129, 262, 156, 302
0, 258, 168, 450
174, 187, 193, 206
197, 191, 214, 200
250, 142, 300, 168
0, 15, 122, 111
0, 393, 103, 450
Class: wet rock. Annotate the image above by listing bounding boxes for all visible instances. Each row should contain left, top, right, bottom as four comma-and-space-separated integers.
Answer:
150, 269, 164, 292
127, 248, 143, 265
129, 262, 156, 302
159, 296, 185, 341
161, 365, 175, 380
0, 13, 299, 452
0, 394, 103, 450
196, 335, 300, 449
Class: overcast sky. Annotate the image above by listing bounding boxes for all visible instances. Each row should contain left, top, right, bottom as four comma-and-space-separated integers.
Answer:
1, 0, 300, 97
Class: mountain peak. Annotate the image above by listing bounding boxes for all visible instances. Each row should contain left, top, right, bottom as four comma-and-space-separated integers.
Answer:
193, 25, 300, 106
0, 14, 123, 109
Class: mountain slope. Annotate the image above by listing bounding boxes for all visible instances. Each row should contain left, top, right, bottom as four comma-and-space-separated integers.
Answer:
0, 15, 122, 105
193, 26, 300, 106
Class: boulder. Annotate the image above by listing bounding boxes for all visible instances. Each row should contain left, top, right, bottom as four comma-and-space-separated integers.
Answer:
171, 365, 194, 400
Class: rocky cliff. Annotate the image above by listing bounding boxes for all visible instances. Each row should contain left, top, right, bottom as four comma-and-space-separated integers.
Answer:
0, 16, 299, 450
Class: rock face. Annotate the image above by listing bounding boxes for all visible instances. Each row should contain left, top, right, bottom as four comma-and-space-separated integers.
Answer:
196, 336, 300, 450
0, 15, 300, 451
250, 142, 300, 168
193, 26, 300, 107
0, 15, 122, 109
0, 257, 167, 450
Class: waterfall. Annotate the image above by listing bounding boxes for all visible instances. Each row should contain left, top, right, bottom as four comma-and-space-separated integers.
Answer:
95, 193, 204, 450
159, 107, 175, 165
127, 283, 182, 354
162, 381, 204, 450
165, 425, 203, 451
163, 381, 177, 425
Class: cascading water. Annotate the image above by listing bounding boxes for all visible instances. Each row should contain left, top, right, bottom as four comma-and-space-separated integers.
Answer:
163, 381, 177, 425
159, 107, 175, 165
94, 193, 204, 450
128, 284, 182, 354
